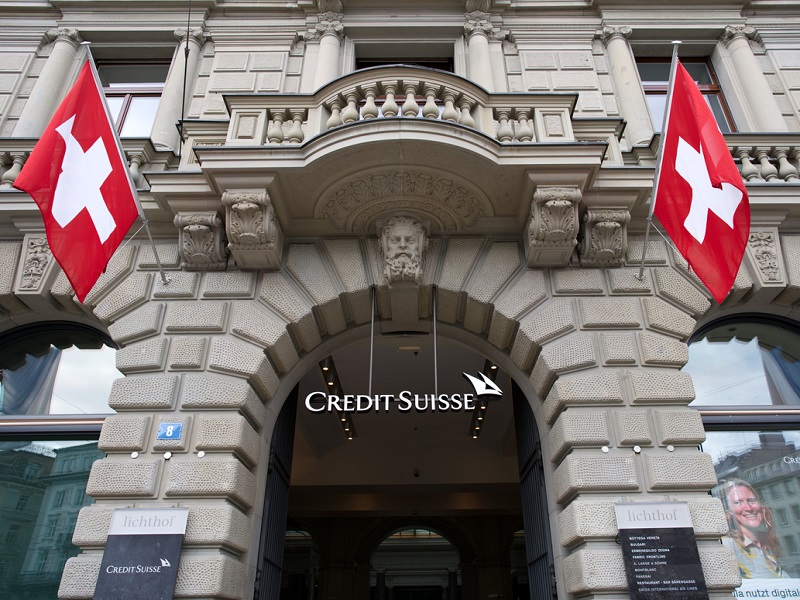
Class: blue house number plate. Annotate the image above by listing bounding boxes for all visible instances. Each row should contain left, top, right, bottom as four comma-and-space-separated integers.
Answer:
157, 423, 183, 440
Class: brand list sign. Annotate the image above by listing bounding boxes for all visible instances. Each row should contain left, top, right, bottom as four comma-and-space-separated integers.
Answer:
94, 508, 188, 600
615, 502, 709, 600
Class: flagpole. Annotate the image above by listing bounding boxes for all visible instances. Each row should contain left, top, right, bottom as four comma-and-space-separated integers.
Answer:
80, 42, 170, 287
637, 40, 682, 281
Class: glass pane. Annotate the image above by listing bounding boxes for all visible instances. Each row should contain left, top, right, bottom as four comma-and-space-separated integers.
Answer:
705, 94, 732, 133
637, 62, 713, 86
0, 440, 101, 598
685, 323, 800, 407
105, 96, 124, 126
1, 346, 120, 416
704, 430, 800, 593
119, 96, 161, 138
646, 93, 730, 132
97, 64, 169, 88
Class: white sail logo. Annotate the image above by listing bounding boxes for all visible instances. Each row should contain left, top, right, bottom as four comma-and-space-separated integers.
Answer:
462, 372, 502, 397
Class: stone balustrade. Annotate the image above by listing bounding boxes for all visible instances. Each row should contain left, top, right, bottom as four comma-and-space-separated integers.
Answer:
729, 135, 800, 183
224, 66, 579, 147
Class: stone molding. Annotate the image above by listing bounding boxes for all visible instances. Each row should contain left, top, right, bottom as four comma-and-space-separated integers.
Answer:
174, 212, 228, 271
222, 190, 284, 270
579, 208, 630, 267
525, 186, 581, 267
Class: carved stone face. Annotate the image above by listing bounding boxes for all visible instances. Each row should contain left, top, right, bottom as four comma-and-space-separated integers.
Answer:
382, 217, 426, 284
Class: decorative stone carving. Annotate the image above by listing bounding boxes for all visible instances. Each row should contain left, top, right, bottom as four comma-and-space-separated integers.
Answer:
174, 212, 227, 271
174, 27, 207, 47
314, 12, 344, 39
19, 236, 52, 290
222, 190, 284, 270
319, 170, 489, 233
579, 208, 630, 267
525, 186, 581, 267
465, 11, 496, 39
600, 25, 632, 44
721, 25, 756, 44
742, 228, 787, 303
317, 0, 342, 11
45, 27, 81, 48
381, 216, 427, 284
465, 0, 492, 11
748, 231, 781, 282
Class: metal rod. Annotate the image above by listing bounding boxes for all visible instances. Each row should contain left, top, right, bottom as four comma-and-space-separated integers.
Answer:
433, 286, 438, 398
178, 0, 193, 161
637, 40, 682, 281
368, 286, 375, 397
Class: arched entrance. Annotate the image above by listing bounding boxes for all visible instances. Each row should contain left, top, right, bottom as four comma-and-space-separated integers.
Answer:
253, 328, 555, 600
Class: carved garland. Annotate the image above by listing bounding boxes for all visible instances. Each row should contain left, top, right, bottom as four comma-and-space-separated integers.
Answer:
20, 237, 52, 290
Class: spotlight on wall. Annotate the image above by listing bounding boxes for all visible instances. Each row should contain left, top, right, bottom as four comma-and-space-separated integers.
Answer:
318, 357, 357, 440
468, 360, 501, 439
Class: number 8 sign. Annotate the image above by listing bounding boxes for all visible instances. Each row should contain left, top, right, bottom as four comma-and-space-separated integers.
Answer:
157, 423, 183, 440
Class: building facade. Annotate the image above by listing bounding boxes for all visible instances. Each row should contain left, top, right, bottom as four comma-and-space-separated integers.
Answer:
2, 0, 800, 598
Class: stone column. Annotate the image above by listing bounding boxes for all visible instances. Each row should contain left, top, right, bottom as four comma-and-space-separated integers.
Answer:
312, 9, 345, 89
14, 28, 82, 138
721, 25, 788, 132
150, 28, 205, 151
464, 11, 495, 90
601, 26, 654, 146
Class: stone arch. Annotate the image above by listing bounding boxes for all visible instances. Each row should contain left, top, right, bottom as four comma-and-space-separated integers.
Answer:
0, 232, 765, 598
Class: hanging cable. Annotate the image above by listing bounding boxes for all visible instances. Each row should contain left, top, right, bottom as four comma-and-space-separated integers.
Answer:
369, 286, 375, 397
433, 286, 438, 398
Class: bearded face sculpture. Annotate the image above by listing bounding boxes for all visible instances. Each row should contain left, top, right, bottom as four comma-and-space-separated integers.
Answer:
381, 216, 426, 284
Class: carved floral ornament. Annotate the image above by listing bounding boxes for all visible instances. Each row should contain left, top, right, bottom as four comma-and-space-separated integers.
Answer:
221, 190, 284, 270
174, 212, 227, 271
524, 186, 581, 267
579, 208, 630, 267
319, 170, 489, 234
20, 237, 52, 290
748, 231, 781, 282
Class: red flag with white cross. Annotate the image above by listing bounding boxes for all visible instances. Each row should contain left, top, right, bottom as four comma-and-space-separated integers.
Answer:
14, 60, 139, 302
653, 61, 750, 304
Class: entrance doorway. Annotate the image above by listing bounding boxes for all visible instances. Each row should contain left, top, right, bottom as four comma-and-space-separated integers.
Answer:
254, 332, 554, 599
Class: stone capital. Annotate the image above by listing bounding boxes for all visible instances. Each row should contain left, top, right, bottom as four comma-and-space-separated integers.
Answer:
579, 208, 630, 267
174, 212, 228, 271
601, 25, 632, 45
721, 25, 756, 45
316, 12, 345, 38
525, 186, 581, 267
174, 27, 207, 46
45, 28, 81, 48
465, 11, 495, 39
222, 190, 284, 270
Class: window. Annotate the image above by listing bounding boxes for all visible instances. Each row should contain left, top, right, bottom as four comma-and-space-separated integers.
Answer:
53, 491, 65, 508
786, 535, 799, 555
792, 504, 800, 522
15, 496, 28, 511
97, 62, 169, 138
778, 507, 790, 526
5, 526, 18, 544
637, 59, 734, 133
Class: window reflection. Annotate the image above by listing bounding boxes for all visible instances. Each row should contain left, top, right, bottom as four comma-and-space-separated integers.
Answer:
0, 440, 101, 599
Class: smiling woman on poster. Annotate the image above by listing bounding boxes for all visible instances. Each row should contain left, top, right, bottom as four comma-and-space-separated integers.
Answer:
721, 479, 790, 579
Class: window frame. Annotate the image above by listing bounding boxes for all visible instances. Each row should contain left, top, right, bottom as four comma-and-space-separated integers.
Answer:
95, 60, 169, 138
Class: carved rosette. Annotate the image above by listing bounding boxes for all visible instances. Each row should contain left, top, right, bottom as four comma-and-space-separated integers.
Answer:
222, 190, 284, 270
525, 186, 581, 267
579, 208, 630, 266
319, 170, 488, 234
747, 231, 782, 283
174, 212, 227, 271
19, 236, 53, 290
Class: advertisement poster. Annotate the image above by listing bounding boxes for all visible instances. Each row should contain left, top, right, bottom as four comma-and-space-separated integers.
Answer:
704, 431, 800, 598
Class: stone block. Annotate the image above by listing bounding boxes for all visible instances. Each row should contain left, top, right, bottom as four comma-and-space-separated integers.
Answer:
543, 370, 623, 424
115, 337, 169, 373
94, 272, 153, 323
654, 409, 706, 446
642, 297, 696, 339
169, 336, 208, 370
607, 269, 653, 294
184, 502, 251, 553
182, 374, 266, 430
643, 451, 718, 490
153, 272, 200, 298
174, 553, 246, 599
323, 239, 371, 324
208, 337, 279, 401
463, 242, 521, 333
138, 243, 181, 269
530, 333, 597, 396
59, 554, 101, 599
152, 414, 193, 451
436, 238, 484, 322
108, 375, 179, 410
86, 458, 160, 497
108, 302, 164, 344
687, 496, 728, 537
777, 234, 800, 305
72, 504, 125, 546
166, 456, 256, 509
638, 332, 689, 366
509, 299, 575, 370
549, 410, 609, 463
83, 246, 137, 306
653, 269, 711, 316
553, 452, 638, 503
230, 302, 299, 373
600, 333, 637, 365
195, 412, 261, 467
259, 272, 322, 352
552, 269, 605, 294
558, 501, 618, 547
98, 415, 151, 452
165, 301, 228, 332
487, 270, 548, 350
579, 297, 640, 329
285, 244, 346, 335
615, 410, 652, 446
626, 369, 695, 405
203, 272, 256, 298
562, 548, 627, 593
699, 545, 740, 589
626, 240, 668, 265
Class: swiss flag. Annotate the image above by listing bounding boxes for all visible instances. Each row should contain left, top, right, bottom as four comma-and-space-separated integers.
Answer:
654, 61, 750, 304
14, 61, 139, 303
